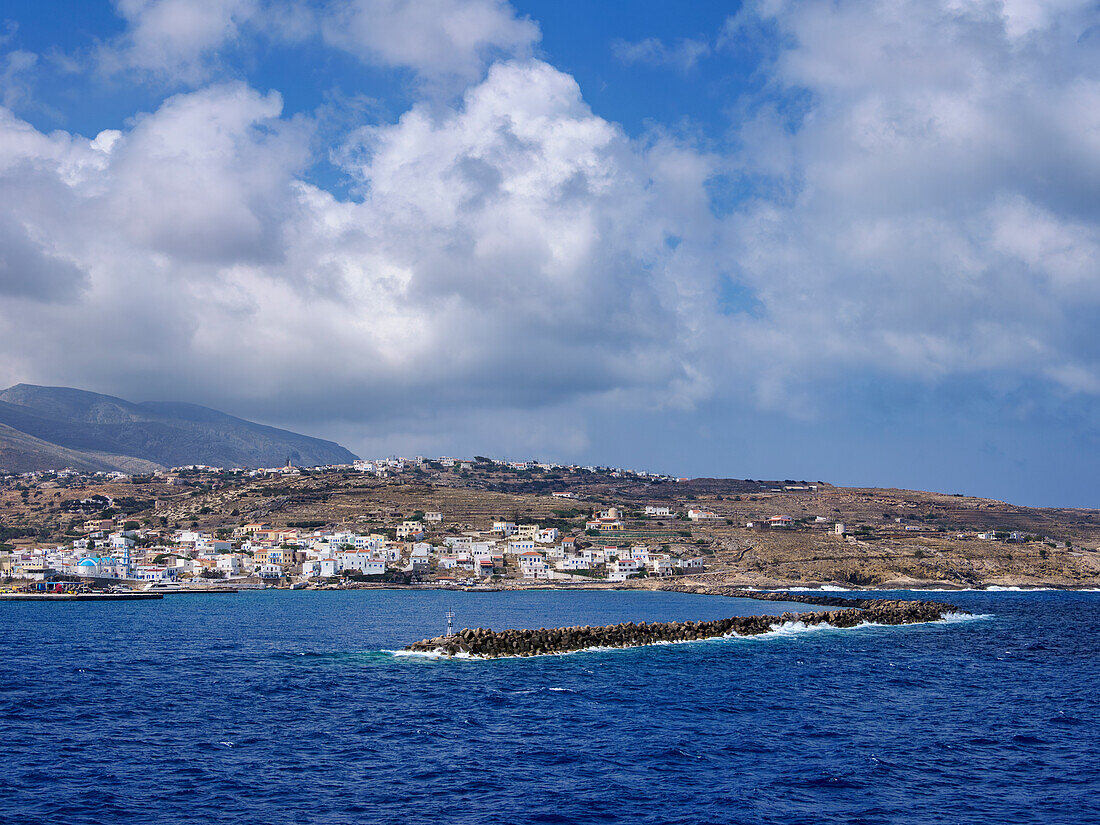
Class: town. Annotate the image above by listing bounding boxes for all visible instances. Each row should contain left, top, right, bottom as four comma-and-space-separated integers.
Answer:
0, 456, 702, 588
1, 455, 1098, 590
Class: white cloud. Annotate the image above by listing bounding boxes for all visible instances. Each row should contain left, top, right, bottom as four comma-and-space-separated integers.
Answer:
0, 60, 718, 433
321, 0, 540, 86
612, 36, 710, 72
98, 0, 539, 89
3, 0, 1098, 461
103, 82, 311, 262
719, 0, 1100, 408
0, 49, 37, 108
101, 0, 260, 82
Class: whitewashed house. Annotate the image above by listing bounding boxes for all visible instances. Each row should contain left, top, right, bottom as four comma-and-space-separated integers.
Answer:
216, 554, 241, 575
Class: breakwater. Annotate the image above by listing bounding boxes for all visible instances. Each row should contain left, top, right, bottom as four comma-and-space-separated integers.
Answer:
655, 581, 961, 611
403, 589, 965, 658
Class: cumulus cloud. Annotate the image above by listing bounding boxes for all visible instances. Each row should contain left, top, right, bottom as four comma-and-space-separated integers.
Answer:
103, 82, 311, 262
0, 59, 717, 432
719, 0, 1100, 409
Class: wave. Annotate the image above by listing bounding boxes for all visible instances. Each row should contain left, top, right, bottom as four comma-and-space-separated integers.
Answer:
939, 611, 992, 623
383, 648, 481, 660
378, 612, 991, 661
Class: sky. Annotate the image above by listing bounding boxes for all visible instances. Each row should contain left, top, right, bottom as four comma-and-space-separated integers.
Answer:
0, 0, 1098, 507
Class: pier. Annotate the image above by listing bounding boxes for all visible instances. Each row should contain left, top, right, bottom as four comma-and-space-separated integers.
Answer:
0, 592, 164, 601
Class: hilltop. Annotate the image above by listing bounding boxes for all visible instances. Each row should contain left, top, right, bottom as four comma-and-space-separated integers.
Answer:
0, 385, 357, 472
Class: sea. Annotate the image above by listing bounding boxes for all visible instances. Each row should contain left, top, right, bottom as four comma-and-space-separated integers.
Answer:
2, 588, 1098, 824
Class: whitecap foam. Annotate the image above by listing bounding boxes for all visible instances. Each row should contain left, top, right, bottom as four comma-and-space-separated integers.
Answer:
938, 611, 993, 623
384, 648, 484, 660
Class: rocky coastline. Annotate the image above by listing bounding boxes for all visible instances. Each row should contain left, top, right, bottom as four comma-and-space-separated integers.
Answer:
403, 589, 966, 658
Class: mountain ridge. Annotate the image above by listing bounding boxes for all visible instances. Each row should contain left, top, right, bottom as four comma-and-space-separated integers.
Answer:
0, 384, 358, 472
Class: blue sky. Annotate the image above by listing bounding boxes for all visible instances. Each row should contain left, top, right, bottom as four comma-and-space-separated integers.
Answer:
0, 1, 1098, 507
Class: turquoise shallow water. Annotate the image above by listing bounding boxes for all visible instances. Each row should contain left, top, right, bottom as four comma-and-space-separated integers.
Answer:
1, 589, 1098, 824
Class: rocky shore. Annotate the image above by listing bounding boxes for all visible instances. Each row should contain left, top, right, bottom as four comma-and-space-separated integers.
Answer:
403, 589, 965, 658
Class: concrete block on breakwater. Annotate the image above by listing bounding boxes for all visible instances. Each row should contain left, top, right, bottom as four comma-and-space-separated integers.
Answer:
403, 590, 965, 658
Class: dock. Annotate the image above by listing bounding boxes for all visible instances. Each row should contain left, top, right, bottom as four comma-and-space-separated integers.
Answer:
0, 592, 164, 601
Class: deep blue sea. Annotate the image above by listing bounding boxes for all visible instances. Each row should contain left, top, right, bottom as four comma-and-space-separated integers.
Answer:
2, 589, 1098, 825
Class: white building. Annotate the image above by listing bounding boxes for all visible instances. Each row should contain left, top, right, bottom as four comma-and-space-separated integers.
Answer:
336, 552, 379, 574
409, 545, 432, 574
396, 521, 425, 540
518, 551, 547, 578
216, 554, 241, 575
609, 558, 641, 577
687, 509, 720, 521
645, 505, 672, 517
647, 557, 675, 577
470, 542, 495, 562
513, 524, 539, 540
557, 556, 590, 571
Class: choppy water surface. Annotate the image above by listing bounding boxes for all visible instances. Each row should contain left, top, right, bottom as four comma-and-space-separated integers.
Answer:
2, 589, 1098, 824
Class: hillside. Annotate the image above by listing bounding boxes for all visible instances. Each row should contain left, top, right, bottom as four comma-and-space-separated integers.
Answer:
0, 385, 357, 471
2, 462, 1096, 588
